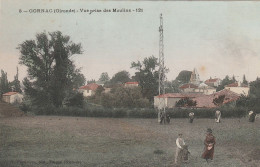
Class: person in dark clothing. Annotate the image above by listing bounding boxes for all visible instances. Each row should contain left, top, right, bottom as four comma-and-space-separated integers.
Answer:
202, 128, 216, 163
249, 111, 256, 122
182, 145, 190, 163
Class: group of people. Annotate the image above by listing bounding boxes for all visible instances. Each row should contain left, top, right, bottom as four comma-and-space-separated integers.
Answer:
174, 110, 257, 165
188, 110, 257, 123
175, 128, 216, 165
188, 110, 222, 124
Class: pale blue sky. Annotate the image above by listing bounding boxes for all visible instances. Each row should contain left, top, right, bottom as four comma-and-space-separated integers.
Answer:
1, 0, 260, 83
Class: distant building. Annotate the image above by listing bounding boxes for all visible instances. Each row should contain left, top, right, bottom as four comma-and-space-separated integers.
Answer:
204, 78, 222, 87
78, 83, 100, 97
190, 68, 201, 85
224, 82, 249, 96
124, 82, 139, 88
154, 93, 201, 109
179, 83, 199, 93
195, 83, 216, 95
180, 83, 216, 95
154, 89, 240, 109
194, 89, 240, 108
2, 92, 23, 104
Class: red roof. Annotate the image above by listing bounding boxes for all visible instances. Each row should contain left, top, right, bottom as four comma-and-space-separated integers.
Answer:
79, 83, 99, 91
194, 89, 240, 108
125, 82, 138, 85
2, 92, 19, 96
205, 78, 220, 83
179, 83, 198, 89
225, 82, 248, 88
155, 93, 202, 98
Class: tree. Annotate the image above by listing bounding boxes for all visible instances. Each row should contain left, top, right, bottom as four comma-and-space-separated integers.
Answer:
213, 95, 225, 107
216, 75, 234, 92
18, 31, 85, 108
236, 78, 260, 111
96, 86, 149, 108
0, 70, 11, 96
232, 75, 237, 82
110, 70, 131, 84
242, 74, 248, 85
166, 70, 192, 93
10, 67, 22, 93
98, 72, 110, 83
176, 97, 197, 107
87, 79, 96, 84
131, 56, 159, 102
175, 70, 192, 84
165, 80, 181, 93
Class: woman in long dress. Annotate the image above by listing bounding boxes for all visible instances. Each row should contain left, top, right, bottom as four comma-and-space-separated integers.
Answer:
202, 128, 216, 163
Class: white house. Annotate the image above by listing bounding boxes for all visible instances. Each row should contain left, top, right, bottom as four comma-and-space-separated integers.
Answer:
154, 93, 201, 109
224, 82, 250, 96
78, 83, 100, 97
205, 78, 222, 87
194, 83, 216, 95
2, 92, 23, 104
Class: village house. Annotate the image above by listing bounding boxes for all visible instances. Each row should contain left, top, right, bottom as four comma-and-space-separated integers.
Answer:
2, 92, 23, 104
179, 83, 216, 95
154, 93, 201, 109
193, 89, 240, 108
204, 78, 222, 87
195, 83, 216, 95
154, 89, 240, 109
179, 83, 199, 93
224, 82, 249, 96
78, 83, 100, 97
124, 82, 139, 88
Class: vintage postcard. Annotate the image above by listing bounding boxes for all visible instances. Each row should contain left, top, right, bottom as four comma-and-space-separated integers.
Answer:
0, 0, 259, 167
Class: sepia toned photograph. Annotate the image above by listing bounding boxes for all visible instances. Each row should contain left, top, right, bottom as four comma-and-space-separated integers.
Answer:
0, 0, 259, 166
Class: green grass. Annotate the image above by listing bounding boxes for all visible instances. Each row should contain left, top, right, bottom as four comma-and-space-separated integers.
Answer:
0, 116, 259, 167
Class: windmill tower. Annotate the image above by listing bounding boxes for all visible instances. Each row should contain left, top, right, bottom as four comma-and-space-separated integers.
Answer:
158, 14, 167, 124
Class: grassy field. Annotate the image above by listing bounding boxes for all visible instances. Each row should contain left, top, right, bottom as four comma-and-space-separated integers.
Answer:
0, 116, 259, 167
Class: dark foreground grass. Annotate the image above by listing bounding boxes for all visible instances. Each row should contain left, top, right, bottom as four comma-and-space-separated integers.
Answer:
0, 116, 259, 167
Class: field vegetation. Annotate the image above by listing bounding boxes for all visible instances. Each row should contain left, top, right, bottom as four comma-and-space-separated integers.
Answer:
0, 116, 259, 167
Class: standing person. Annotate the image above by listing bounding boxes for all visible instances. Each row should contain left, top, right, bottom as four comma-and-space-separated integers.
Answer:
215, 110, 221, 123
175, 133, 185, 165
202, 128, 216, 163
189, 112, 194, 123
249, 111, 256, 122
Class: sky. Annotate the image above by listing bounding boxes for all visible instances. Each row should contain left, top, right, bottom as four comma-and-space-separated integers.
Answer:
1, 0, 260, 84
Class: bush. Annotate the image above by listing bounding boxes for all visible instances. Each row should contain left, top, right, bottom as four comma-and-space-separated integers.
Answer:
30, 100, 249, 118
113, 108, 127, 118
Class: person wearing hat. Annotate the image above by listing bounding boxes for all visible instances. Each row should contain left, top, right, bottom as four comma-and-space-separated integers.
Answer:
175, 133, 185, 165
202, 128, 216, 163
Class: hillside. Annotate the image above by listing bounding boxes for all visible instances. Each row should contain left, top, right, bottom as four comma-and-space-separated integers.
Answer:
0, 101, 24, 117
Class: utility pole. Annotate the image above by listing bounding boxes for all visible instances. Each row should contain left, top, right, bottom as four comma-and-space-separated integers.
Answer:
158, 13, 166, 124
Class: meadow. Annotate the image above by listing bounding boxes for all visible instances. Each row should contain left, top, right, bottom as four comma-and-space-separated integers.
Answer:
0, 116, 259, 167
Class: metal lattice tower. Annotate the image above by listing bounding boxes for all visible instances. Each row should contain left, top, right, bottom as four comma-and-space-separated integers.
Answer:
158, 13, 166, 124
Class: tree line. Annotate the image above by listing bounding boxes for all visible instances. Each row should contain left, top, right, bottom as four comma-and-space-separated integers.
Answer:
2, 30, 259, 114
0, 68, 22, 97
